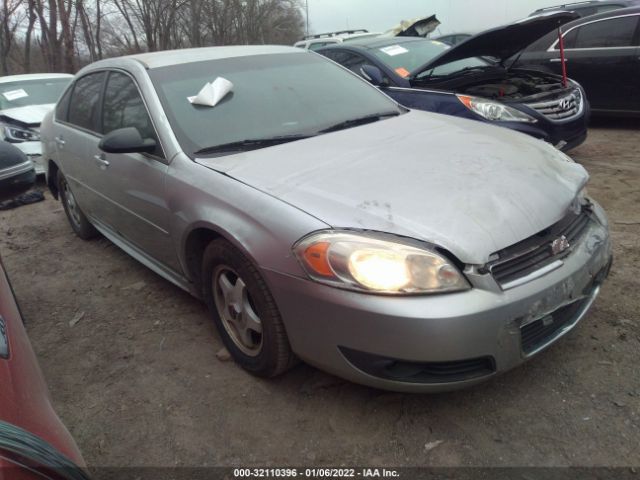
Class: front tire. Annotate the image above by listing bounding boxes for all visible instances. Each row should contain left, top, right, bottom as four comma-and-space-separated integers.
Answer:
202, 239, 296, 377
57, 171, 97, 240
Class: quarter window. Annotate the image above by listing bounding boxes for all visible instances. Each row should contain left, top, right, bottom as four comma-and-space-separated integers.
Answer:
67, 72, 106, 132
566, 16, 639, 48
55, 87, 72, 122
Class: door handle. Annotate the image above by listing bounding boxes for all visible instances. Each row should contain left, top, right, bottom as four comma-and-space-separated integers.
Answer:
94, 153, 110, 170
550, 58, 568, 63
55, 136, 66, 146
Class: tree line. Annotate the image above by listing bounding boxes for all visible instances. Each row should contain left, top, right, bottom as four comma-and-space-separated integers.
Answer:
0, 0, 305, 75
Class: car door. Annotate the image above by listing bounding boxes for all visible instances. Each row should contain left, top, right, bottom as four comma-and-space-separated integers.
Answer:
53, 71, 107, 218
552, 14, 639, 111
90, 70, 179, 271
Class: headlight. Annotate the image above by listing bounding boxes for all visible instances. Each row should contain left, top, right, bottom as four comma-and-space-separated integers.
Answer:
457, 95, 537, 123
1, 123, 40, 142
294, 231, 470, 295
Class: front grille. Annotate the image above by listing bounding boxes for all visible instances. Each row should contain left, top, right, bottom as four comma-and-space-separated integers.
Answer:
528, 89, 582, 121
486, 203, 593, 289
340, 347, 495, 384
520, 296, 587, 355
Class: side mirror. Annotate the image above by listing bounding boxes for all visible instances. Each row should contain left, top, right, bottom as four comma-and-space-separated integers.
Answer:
99, 127, 156, 154
360, 65, 385, 87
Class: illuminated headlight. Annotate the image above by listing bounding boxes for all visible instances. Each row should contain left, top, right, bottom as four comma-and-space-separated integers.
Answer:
1, 123, 40, 142
294, 232, 470, 295
457, 95, 537, 123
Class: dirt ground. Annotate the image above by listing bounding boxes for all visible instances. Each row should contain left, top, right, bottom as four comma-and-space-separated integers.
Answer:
1, 120, 639, 469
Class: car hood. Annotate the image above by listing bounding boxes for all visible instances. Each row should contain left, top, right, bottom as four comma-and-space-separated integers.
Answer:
382, 14, 441, 38
411, 11, 578, 77
0, 104, 54, 127
196, 111, 588, 264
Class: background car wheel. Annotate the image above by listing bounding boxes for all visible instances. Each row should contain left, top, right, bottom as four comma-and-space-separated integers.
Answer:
202, 239, 296, 377
57, 171, 98, 240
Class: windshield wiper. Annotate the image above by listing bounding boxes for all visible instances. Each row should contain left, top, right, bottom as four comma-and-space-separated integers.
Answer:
318, 112, 401, 134
194, 134, 313, 156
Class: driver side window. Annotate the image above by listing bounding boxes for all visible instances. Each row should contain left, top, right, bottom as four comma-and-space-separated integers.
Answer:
102, 71, 163, 158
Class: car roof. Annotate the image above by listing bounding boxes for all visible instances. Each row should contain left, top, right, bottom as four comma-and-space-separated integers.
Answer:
533, 0, 637, 12
562, 5, 640, 24
0, 73, 73, 84
85, 45, 303, 70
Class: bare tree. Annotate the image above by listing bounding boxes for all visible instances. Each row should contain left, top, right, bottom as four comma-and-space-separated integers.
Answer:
0, 0, 25, 75
4, 0, 305, 74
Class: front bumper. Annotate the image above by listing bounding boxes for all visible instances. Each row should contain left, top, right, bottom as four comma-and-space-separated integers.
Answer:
264, 204, 612, 392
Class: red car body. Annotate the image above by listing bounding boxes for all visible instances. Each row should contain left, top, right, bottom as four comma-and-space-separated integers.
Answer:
0, 254, 86, 479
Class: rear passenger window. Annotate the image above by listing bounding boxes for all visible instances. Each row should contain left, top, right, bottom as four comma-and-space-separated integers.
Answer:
67, 72, 105, 132
571, 16, 638, 48
102, 71, 162, 156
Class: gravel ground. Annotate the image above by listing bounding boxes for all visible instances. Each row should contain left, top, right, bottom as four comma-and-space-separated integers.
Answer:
1, 119, 639, 469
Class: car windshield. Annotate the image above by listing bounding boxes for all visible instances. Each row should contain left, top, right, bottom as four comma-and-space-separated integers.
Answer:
149, 53, 402, 157
370, 39, 491, 78
0, 78, 70, 110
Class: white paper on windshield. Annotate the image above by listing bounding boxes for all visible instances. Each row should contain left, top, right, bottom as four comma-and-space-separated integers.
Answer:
188, 77, 234, 107
2, 89, 29, 101
379, 45, 409, 56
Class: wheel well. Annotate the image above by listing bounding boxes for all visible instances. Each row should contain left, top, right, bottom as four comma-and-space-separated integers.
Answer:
47, 160, 59, 200
185, 228, 222, 295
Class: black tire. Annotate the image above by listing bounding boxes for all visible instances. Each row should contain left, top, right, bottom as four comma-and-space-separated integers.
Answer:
202, 238, 296, 377
57, 171, 98, 240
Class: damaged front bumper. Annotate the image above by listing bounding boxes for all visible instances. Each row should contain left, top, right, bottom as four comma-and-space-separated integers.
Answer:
263, 200, 612, 392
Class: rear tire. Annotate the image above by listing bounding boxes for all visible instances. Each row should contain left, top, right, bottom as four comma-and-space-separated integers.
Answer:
202, 239, 296, 377
57, 171, 98, 240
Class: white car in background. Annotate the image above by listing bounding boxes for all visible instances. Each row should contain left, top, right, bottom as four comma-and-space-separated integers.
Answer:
0, 73, 73, 175
294, 30, 382, 50
294, 14, 442, 50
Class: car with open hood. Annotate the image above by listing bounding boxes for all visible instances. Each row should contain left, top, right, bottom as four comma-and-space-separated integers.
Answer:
0, 74, 73, 175
41, 45, 611, 392
318, 12, 589, 151
516, 7, 640, 115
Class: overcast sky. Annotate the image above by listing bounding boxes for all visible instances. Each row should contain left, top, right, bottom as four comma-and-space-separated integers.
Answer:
305, 0, 569, 35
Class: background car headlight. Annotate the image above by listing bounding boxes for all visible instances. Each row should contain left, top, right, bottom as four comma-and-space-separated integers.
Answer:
457, 95, 536, 123
294, 232, 470, 295
1, 123, 40, 143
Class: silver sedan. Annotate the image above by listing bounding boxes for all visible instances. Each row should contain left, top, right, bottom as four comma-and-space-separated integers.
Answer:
40, 46, 612, 392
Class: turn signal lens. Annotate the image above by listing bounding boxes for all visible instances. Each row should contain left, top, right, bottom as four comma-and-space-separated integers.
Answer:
302, 242, 333, 277
294, 232, 470, 295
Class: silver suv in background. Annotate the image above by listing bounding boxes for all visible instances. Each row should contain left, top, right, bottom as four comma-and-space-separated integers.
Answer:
0, 74, 73, 174
41, 46, 611, 392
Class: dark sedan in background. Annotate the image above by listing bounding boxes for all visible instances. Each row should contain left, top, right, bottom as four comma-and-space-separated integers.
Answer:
530, 0, 640, 18
0, 142, 35, 200
318, 12, 590, 151
516, 7, 640, 115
